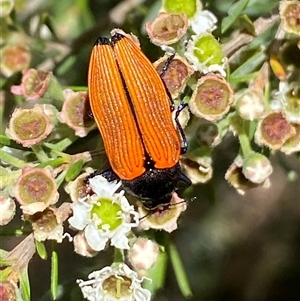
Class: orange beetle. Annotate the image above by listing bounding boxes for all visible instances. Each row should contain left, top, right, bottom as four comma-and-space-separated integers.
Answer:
88, 31, 191, 209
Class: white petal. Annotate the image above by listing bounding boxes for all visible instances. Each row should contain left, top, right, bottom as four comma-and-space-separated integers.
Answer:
69, 203, 90, 230
89, 175, 121, 196
110, 227, 130, 249
134, 287, 152, 301
190, 10, 217, 34
85, 223, 108, 251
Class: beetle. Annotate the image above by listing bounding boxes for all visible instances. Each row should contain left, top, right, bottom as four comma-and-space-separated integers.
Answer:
88, 30, 191, 209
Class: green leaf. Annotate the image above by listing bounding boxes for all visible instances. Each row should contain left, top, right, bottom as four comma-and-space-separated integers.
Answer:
51, 249, 59, 300
0, 267, 12, 280
31, 144, 49, 162
221, 0, 249, 33
56, 169, 68, 187
19, 266, 31, 301
0, 149, 27, 168
169, 241, 193, 298
239, 14, 256, 35
37, 157, 66, 168
44, 136, 77, 152
230, 51, 266, 81
143, 250, 168, 294
244, 0, 279, 15
229, 71, 259, 84
65, 159, 85, 182
35, 241, 47, 260
0, 134, 11, 146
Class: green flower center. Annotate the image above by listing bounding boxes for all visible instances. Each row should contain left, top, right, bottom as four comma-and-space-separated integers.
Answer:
91, 198, 122, 230
163, 0, 198, 18
194, 34, 223, 65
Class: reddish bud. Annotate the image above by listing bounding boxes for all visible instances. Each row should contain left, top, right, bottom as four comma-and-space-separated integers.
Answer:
128, 238, 159, 271
154, 54, 193, 99
11, 69, 52, 100
0, 44, 31, 77
58, 89, 96, 137
146, 12, 188, 46
255, 111, 296, 149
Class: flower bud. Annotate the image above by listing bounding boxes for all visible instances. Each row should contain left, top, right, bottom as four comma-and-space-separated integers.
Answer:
10, 69, 52, 100
146, 12, 188, 46
128, 238, 159, 271
154, 54, 193, 99
242, 152, 273, 184
255, 111, 296, 149
138, 192, 186, 232
0, 194, 16, 225
236, 89, 265, 121
0, 44, 31, 77
6, 104, 55, 147
189, 73, 233, 121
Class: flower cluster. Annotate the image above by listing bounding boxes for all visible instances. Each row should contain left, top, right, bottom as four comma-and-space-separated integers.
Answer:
144, 1, 299, 193
2, 62, 188, 300
77, 263, 151, 301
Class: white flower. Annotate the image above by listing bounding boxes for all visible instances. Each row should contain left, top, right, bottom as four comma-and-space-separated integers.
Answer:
77, 263, 151, 301
189, 10, 218, 35
68, 175, 139, 251
185, 34, 227, 77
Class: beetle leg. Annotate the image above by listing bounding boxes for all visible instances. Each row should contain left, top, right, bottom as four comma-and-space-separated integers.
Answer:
159, 53, 175, 78
178, 171, 192, 187
174, 103, 189, 154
